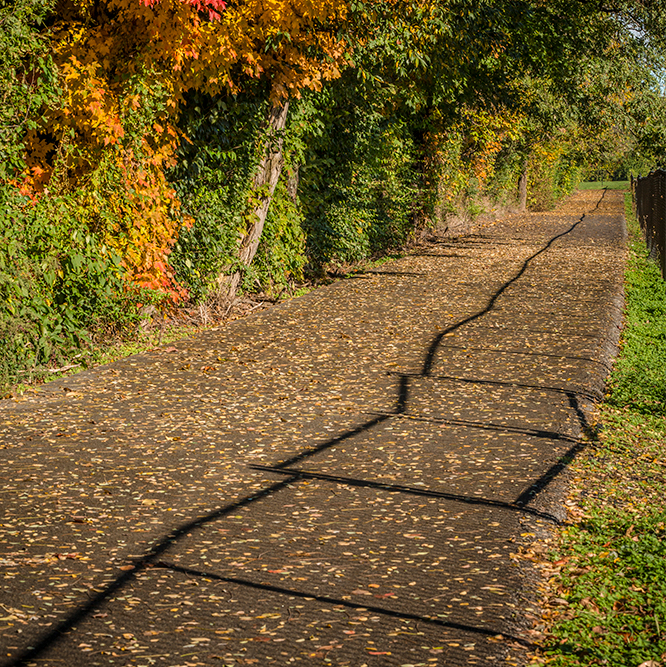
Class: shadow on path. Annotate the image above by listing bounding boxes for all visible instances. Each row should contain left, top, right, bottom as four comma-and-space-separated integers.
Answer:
9, 191, 612, 666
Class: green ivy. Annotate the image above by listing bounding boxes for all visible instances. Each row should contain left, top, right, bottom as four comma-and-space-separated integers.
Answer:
169, 87, 270, 300
0, 0, 59, 180
0, 186, 142, 388
248, 179, 307, 294
299, 81, 419, 271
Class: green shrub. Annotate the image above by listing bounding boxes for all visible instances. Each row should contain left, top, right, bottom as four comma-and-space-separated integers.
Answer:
299, 83, 419, 271
528, 151, 582, 211
0, 186, 142, 388
170, 88, 272, 300
249, 179, 307, 294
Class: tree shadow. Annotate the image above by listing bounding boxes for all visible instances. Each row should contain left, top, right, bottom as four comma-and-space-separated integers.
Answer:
8, 190, 612, 667
346, 270, 425, 277
391, 372, 602, 402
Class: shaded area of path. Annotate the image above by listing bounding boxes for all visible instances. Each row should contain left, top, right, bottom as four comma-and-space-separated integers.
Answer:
0, 189, 626, 666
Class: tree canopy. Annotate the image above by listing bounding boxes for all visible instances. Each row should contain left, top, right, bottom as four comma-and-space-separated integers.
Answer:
0, 0, 665, 385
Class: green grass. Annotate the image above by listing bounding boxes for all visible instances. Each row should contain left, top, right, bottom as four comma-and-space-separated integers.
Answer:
578, 181, 630, 190
6, 321, 201, 396
607, 227, 666, 415
532, 195, 666, 666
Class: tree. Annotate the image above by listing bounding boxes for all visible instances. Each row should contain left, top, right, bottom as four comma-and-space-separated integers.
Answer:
16, 0, 666, 302
21, 0, 348, 298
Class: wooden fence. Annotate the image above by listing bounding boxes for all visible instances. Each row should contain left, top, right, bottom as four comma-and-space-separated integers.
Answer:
632, 170, 666, 280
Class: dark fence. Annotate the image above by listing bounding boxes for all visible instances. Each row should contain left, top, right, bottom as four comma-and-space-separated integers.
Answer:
632, 170, 666, 279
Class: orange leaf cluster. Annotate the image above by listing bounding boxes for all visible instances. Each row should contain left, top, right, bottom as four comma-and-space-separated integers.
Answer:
23, 0, 349, 299
31, 0, 349, 172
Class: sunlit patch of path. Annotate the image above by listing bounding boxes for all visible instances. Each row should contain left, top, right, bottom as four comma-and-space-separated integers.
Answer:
1, 189, 626, 667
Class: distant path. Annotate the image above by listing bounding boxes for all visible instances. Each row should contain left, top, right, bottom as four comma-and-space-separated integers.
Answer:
0, 189, 626, 667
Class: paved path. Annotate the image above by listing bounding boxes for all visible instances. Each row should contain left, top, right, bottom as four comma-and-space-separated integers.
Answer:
0, 189, 626, 667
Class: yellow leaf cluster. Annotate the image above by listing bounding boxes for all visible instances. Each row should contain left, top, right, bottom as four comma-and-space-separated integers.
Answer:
462, 107, 525, 183
33, 0, 349, 174
22, 0, 350, 298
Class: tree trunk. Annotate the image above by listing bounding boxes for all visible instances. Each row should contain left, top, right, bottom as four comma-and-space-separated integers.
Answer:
285, 164, 300, 204
217, 95, 290, 305
517, 159, 528, 213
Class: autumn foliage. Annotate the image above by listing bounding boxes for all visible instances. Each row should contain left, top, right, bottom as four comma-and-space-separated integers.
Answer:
21, 0, 348, 295
1, 0, 666, 384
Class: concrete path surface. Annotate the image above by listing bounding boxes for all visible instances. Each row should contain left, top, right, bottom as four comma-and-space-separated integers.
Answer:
0, 189, 626, 667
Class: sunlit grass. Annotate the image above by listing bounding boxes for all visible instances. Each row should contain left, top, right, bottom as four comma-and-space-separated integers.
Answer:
533, 194, 666, 666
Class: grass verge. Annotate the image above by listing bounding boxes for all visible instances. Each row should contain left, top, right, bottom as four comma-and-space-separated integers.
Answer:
530, 194, 666, 666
